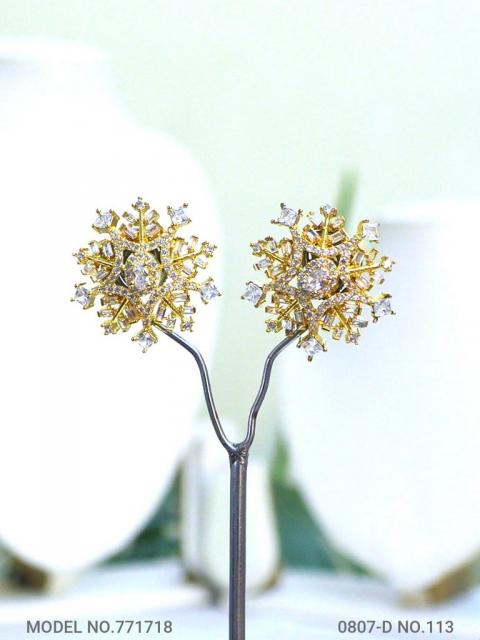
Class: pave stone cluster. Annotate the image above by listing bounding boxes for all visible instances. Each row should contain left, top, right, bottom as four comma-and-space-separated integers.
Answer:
72, 197, 220, 352
243, 203, 395, 360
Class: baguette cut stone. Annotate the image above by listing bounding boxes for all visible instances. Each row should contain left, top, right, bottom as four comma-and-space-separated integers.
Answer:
102, 242, 114, 258
353, 316, 368, 328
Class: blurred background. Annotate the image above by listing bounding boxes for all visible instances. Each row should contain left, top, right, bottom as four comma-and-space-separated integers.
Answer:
1, 1, 480, 638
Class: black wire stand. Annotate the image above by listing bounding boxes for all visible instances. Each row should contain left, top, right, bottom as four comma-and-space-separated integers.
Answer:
156, 324, 301, 640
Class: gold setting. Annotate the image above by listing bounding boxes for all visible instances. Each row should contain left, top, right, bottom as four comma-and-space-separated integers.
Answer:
72, 197, 220, 351
244, 203, 395, 360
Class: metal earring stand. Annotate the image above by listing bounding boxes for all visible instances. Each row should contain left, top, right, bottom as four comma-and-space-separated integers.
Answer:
156, 324, 301, 640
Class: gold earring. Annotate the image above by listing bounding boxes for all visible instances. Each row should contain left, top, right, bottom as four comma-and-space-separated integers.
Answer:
243, 203, 395, 360
72, 197, 220, 352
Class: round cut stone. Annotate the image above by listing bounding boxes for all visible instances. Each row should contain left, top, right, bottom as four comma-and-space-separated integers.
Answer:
298, 257, 339, 298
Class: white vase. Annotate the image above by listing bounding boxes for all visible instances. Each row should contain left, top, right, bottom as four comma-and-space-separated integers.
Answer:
0, 38, 221, 573
278, 200, 480, 593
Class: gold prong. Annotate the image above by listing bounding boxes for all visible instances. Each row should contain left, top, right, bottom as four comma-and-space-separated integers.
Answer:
88, 256, 115, 268
263, 249, 286, 264
347, 262, 382, 274
111, 298, 128, 323
172, 251, 199, 263
162, 296, 182, 318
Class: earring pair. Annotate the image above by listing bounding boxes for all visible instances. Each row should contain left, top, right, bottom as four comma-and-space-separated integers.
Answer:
72, 197, 394, 359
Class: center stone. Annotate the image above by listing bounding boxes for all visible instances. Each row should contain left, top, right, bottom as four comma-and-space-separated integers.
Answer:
124, 253, 163, 292
298, 257, 339, 298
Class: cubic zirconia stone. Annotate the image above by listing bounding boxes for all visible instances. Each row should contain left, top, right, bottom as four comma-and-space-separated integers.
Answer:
200, 282, 220, 302
330, 230, 344, 244
134, 197, 149, 211
332, 327, 344, 340
95, 210, 113, 228
138, 332, 154, 352
298, 258, 338, 297
275, 206, 297, 227
125, 225, 138, 239
163, 317, 176, 330
352, 316, 368, 328
305, 229, 319, 242
362, 222, 380, 242
96, 267, 108, 280
346, 332, 360, 344
322, 204, 334, 214
383, 257, 393, 270
302, 337, 323, 357
309, 211, 322, 226
373, 298, 393, 317
373, 271, 385, 284
102, 242, 114, 258
74, 286, 90, 306
135, 273, 148, 290
170, 207, 190, 225
203, 243, 216, 256
123, 212, 136, 223
243, 282, 263, 305
356, 273, 371, 288
256, 258, 271, 269
124, 254, 159, 291
194, 255, 207, 268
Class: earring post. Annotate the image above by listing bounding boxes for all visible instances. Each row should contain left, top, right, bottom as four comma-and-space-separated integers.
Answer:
156, 324, 301, 640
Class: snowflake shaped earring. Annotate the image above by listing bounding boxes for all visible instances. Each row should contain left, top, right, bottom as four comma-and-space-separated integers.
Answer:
71, 198, 396, 639
243, 203, 395, 360
72, 197, 220, 351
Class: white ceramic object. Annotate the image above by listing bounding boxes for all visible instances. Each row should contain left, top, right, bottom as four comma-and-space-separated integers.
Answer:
0, 39, 221, 572
181, 422, 280, 592
278, 200, 480, 592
